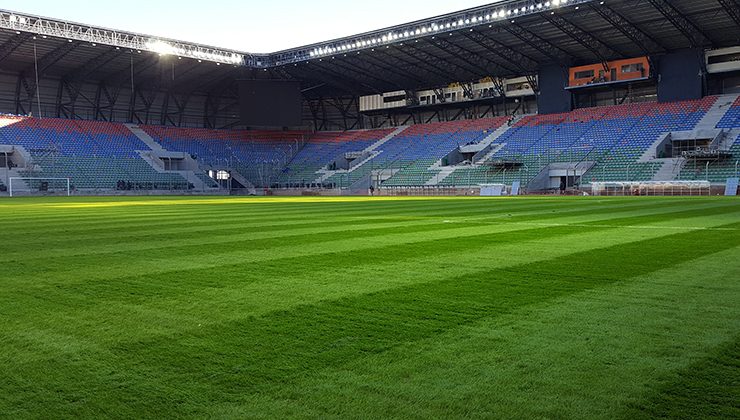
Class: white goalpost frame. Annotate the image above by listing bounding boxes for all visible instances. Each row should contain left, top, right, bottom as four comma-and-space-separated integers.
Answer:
9, 177, 71, 197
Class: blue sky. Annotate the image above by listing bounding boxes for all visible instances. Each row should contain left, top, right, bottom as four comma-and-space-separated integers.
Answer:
7, 1, 496, 53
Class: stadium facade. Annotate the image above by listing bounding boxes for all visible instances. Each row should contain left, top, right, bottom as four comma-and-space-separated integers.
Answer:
0, 0, 738, 196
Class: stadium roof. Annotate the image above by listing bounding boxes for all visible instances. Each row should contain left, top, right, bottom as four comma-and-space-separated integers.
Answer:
0, 0, 738, 100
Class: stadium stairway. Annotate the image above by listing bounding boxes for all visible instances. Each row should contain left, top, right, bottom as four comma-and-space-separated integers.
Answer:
638, 132, 674, 162
425, 165, 458, 186
125, 124, 221, 191
366, 126, 409, 152
137, 151, 216, 191
472, 119, 520, 164
313, 127, 408, 185
314, 152, 381, 185
719, 128, 740, 149
227, 170, 257, 192
425, 139, 508, 186
424, 131, 510, 185
124, 124, 169, 154
651, 158, 685, 181
696, 93, 740, 131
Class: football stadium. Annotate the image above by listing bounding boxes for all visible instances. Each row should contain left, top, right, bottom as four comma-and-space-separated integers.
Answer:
1, 0, 739, 418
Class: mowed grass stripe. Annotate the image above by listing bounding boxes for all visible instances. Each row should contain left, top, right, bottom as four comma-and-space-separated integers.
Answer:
3, 219, 737, 418
6, 197, 735, 260
4, 198, 731, 261
0, 197, 656, 236
15, 204, 740, 319
3, 196, 718, 233
226, 247, 739, 419
5, 199, 737, 286
4, 223, 613, 336
6, 212, 739, 356
0, 199, 674, 257
3, 204, 736, 365
624, 336, 740, 419
2, 195, 555, 223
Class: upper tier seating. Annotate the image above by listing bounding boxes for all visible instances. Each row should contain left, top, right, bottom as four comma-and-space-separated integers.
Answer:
0, 116, 189, 190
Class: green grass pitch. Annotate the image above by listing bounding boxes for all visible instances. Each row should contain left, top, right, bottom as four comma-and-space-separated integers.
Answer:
1, 195, 739, 419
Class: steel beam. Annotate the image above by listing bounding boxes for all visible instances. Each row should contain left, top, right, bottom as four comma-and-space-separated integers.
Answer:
543, 12, 622, 67
503, 24, 572, 65
717, 0, 740, 29
589, 3, 667, 55
0, 32, 31, 62
646, 0, 714, 47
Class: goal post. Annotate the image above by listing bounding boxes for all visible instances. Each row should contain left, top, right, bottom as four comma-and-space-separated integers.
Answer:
9, 177, 71, 197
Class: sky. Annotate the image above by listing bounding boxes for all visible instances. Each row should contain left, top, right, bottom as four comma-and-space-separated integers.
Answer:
5, 0, 496, 53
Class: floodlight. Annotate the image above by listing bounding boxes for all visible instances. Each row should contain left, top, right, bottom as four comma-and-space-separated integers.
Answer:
146, 40, 175, 56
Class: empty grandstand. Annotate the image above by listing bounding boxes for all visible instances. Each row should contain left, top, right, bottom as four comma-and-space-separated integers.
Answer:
0, 0, 739, 196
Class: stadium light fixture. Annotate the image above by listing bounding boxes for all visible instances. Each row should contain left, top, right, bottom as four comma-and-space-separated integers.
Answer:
146, 40, 175, 55
153, 0, 590, 64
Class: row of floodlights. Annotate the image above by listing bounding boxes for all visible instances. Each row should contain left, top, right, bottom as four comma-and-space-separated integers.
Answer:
309, 0, 570, 58
5, 14, 243, 65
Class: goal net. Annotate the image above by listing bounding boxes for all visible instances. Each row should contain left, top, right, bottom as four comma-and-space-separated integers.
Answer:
9, 177, 71, 197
